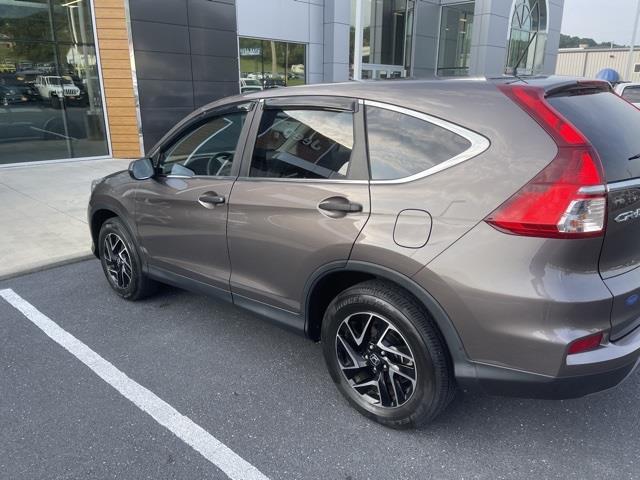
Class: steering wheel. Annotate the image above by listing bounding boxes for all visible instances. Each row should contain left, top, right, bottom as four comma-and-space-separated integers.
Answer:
206, 151, 234, 176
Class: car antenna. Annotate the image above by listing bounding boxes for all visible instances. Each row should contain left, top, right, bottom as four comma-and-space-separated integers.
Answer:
508, 32, 538, 84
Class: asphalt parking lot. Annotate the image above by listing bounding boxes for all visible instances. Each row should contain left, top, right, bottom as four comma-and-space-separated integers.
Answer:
2, 260, 640, 480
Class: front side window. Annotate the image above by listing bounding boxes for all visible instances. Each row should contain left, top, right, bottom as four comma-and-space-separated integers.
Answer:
365, 105, 471, 181
250, 108, 354, 179
160, 111, 247, 177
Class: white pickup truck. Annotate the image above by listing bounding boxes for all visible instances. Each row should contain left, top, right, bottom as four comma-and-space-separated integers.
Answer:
33, 75, 82, 108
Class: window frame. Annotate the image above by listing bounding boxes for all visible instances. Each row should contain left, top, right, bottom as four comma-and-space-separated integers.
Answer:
621, 85, 640, 103
152, 102, 256, 179
363, 99, 490, 184
237, 96, 369, 183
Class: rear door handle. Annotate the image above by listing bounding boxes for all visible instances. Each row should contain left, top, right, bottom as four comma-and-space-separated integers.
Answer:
318, 197, 363, 213
198, 192, 226, 208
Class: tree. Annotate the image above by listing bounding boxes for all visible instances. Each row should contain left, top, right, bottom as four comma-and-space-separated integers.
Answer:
560, 33, 625, 49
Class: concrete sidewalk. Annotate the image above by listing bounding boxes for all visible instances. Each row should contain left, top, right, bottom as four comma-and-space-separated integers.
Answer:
0, 159, 129, 279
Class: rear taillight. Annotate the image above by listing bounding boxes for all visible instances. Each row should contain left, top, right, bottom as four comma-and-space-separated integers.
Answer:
486, 85, 607, 239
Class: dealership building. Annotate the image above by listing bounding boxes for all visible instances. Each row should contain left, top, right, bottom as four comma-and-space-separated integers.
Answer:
0, 0, 564, 165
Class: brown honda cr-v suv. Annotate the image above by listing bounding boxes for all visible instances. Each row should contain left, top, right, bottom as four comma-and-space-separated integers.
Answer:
89, 77, 640, 428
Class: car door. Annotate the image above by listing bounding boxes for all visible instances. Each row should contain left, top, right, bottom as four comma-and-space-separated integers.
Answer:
134, 102, 255, 298
227, 96, 370, 313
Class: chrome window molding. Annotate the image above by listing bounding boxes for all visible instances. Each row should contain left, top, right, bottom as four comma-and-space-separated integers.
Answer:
363, 99, 491, 185
163, 175, 237, 180
607, 178, 640, 192
235, 177, 368, 185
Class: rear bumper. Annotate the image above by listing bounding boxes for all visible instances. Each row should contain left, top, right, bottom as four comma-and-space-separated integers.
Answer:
457, 324, 640, 399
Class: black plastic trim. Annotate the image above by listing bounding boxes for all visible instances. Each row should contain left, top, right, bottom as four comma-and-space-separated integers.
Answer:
264, 96, 357, 112
232, 293, 305, 335
302, 260, 471, 370
147, 265, 232, 303
460, 358, 640, 399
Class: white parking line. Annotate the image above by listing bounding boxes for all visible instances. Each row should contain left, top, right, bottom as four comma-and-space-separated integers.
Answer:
0, 288, 270, 480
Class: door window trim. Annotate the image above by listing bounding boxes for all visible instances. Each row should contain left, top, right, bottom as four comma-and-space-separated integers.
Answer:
363, 99, 490, 184
152, 102, 257, 180
236, 97, 370, 183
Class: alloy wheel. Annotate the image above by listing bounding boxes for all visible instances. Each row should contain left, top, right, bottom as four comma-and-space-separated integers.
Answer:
103, 232, 133, 289
335, 312, 417, 408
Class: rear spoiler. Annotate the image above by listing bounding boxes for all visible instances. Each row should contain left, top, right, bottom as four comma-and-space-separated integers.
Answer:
545, 80, 612, 98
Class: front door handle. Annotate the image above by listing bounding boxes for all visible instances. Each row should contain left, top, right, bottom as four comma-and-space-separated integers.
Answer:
318, 197, 363, 213
198, 192, 225, 208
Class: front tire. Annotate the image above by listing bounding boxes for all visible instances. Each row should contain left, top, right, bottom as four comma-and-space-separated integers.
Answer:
321, 280, 456, 428
98, 217, 156, 300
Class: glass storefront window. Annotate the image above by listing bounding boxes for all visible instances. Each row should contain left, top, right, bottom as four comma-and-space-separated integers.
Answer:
437, 2, 475, 77
350, 0, 415, 80
505, 0, 547, 75
0, 0, 108, 164
362, 0, 409, 66
239, 37, 306, 93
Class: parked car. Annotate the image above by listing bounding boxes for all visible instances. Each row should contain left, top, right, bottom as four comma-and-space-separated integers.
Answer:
614, 82, 640, 107
33, 75, 83, 108
262, 77, 286, 89
240, 78, 263, 94
0, 84, 40, 106
89, 77, 640, 428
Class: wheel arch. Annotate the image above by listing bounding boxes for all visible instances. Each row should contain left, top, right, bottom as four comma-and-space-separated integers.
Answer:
303, 261, 470, 369
91, 209, 118, 258
89, 201, 138, 261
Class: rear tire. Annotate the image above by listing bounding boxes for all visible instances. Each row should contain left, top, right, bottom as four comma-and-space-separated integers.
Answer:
98, 217, 156, 301
321, 280, 456, 428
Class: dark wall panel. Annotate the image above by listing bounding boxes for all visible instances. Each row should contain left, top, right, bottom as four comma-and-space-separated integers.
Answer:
135, 51, 193, 81
137, 80, 195, 108
130, 0, 188, 25
193, 81, 239, 108
129, 0, 239, 151
186, 0, 236, 30
191, 55, 239, 82
131, 21, 190, 54
189, 27, 237, 56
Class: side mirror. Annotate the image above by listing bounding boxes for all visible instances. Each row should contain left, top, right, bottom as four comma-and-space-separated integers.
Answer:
129, 157, 155, 180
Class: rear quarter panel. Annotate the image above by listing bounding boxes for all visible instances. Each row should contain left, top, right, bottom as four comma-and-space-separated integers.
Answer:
350, 82, 559, 277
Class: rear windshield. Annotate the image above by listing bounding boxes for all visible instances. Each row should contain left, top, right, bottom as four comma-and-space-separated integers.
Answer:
547, 91, 640, 182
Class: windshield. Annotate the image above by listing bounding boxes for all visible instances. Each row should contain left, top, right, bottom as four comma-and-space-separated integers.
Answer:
47, 77, 73, 86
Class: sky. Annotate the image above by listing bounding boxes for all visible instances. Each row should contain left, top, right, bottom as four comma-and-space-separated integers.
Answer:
561, 0, 640, 44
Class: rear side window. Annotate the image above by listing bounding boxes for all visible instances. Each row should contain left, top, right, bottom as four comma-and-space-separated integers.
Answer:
365, 105, 471, 181
250, 109, 353, 179
548, 91, 640, 182
621, 86, 640, 104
